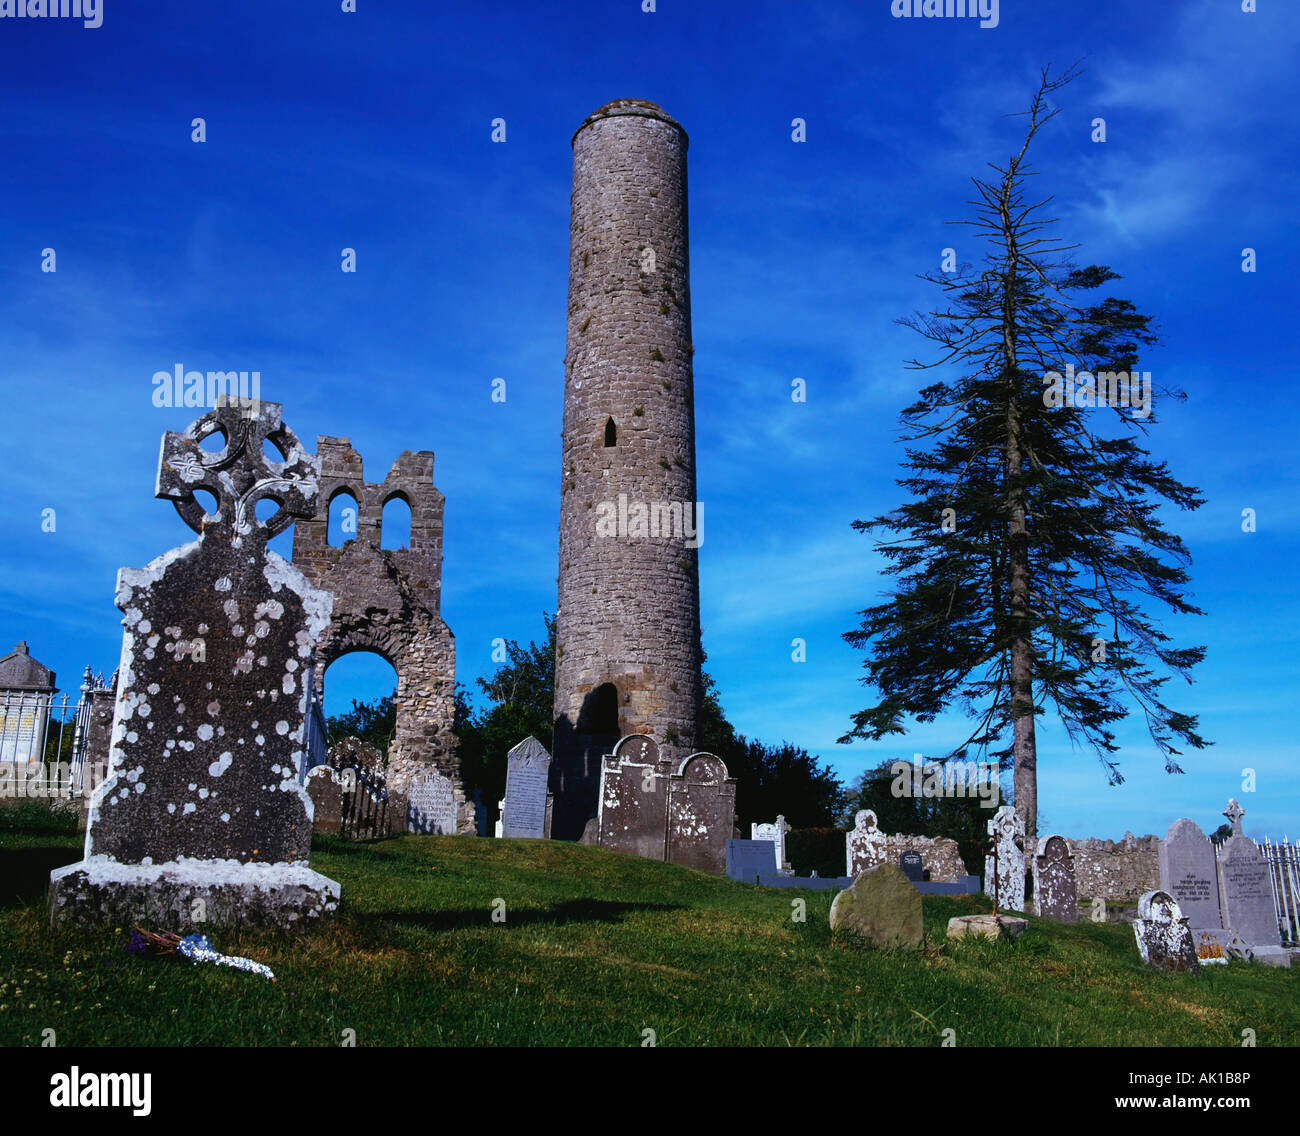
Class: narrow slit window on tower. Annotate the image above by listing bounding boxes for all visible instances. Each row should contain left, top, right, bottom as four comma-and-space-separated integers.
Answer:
603, 417, 617, 447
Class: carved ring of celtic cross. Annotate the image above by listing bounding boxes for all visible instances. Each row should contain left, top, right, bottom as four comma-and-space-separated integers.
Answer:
156, 399, 319, 541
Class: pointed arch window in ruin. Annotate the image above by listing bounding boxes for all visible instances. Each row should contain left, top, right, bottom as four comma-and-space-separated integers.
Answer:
603, 417, 617, 447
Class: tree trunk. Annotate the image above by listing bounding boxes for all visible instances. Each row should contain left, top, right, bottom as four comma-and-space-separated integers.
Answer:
1000, 182, 1038, 847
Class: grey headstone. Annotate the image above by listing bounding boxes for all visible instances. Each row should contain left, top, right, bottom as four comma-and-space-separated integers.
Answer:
1032, 835, 1079, 923
596, 743, 668, 861
596, 739, 736, 873
472, 786, 487, 837
1158, 818, 1222, 930
665, 753, 737, 874
501, 736, 551, 838
1218, 835, 1281, 948
846, 808, 886, 876
306, 767, 344, 836
727, 839, 778, 884
406, 769, 457, 835
752, 815, 790, 871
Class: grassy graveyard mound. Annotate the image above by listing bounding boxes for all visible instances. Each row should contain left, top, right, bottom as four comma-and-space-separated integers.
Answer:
0, 818, 1295, 1046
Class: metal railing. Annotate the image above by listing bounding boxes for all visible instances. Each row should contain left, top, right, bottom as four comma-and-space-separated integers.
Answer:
0, 668, 114, 797
1261, 837, 1300, 945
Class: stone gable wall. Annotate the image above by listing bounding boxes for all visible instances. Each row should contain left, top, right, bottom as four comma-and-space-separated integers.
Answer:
291, 438, 467, 831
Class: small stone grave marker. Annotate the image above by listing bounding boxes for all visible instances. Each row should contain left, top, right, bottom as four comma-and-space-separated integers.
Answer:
306, 767, 344, 836
829, 864, 923, 950
1032, 834, 1079, 923
899, 849, 924, 883
1132, 890, 1199, 973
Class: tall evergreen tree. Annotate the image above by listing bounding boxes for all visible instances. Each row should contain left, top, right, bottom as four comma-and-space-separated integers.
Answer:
840, 66, 1209, 842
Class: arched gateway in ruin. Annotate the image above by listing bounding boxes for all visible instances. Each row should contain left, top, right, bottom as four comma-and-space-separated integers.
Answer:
291, 436, 471, 833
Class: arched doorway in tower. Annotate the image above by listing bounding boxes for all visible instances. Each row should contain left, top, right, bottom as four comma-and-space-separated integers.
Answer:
577, 681, 620, 741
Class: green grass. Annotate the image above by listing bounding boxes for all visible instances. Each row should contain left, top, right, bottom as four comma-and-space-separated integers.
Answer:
0, 815, 1295, 1046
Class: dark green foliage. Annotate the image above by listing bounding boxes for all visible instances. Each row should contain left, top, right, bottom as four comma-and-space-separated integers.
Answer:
786, 828, 847, 877
326, 695, 395, 757
0, 800, 78, 835
1210, 824, 1233, 846
43, 710, 77, 764
726, 739, 847, 831
842, 66, 1209, 794
456, 614, 556, 811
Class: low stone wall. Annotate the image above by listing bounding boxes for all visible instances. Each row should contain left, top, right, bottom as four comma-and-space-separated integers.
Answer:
1066, 833, 1159, 902
882, 835, 969, 883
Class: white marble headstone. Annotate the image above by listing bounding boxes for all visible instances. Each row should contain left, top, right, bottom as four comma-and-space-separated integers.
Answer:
502, 736, 552, 839
752, 814, 790, 872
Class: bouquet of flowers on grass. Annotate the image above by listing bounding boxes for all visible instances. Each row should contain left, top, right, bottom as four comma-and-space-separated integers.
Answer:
123, 928, 275, 980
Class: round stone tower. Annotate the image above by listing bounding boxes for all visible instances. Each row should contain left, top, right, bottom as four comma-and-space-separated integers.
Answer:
552, 99, 703, 839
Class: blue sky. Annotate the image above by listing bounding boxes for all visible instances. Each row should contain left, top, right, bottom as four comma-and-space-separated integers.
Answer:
1, 0, 1296, 842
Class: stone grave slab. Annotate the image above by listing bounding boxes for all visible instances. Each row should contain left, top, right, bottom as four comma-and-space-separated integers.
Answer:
846, 809, 887, 876
306, 767, 344, 836
752, 815, 790, 872
1158, 818, 1222, 932
665, 753, 736, 874
984, 805, 1026, 912
726, 839, 778, 884
829, 864, 923, 949
596, 743, 668, 861
1032, 834, 1079, 923
501, 736, 551, 839
1218, 834, 1288, 966
407, 768, 457, 835
899, 849, 925, 883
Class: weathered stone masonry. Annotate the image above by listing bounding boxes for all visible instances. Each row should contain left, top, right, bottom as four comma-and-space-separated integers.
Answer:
291, 437, 469, 831
553, 100, 704, 839
1067, 833, 1160, 902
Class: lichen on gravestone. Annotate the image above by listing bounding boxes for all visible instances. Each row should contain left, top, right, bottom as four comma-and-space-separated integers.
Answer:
49, 398, 340, 931
1132, 890, 1200, 973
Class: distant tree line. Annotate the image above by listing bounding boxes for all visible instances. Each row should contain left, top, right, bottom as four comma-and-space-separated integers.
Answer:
326, 615, 995, 866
